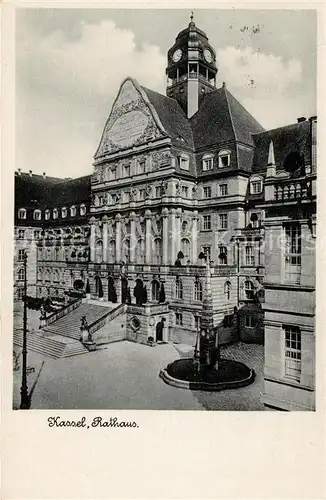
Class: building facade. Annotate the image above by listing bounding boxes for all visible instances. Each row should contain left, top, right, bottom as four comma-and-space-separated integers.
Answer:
14, 18, 316, 410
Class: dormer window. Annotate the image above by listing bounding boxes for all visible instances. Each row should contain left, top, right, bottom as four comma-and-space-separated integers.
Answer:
70, 206, 76, 217
18, 208, 26, 219
218, 150, 231, 168
45, 209, 50, 220
202, 154, 214, 171
178, 153, 189, 171
53, 208, 58, 219
80, 204, 86, 216
33, 209, 41, 221
250, 175, 263, 194
62, 207, 67, 218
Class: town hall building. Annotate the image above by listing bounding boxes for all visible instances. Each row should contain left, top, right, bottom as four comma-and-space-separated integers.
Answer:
14, 17, 316, 411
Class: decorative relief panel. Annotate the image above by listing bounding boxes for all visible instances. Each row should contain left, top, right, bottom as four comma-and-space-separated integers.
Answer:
95, 80, 165, 158
152, 149, 171, 169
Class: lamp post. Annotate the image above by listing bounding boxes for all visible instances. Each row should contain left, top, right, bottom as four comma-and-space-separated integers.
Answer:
20, 250, 30, 409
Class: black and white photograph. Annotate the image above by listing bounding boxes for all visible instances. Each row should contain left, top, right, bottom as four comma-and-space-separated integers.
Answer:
12, 7, 317, 412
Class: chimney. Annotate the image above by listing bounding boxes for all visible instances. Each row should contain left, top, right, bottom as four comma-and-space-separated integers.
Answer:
297, 117, 306, 123
29, 170, 33, 177
43, 172, 46, 179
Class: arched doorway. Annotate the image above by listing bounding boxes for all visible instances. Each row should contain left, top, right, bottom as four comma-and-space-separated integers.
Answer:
95, 275, 103, 298
156, 318, 165, 342
134, 278, 145, 306
121, 276, 128, 303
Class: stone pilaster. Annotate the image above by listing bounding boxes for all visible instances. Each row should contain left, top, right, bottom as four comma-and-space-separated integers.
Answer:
102, 215, 108, 263
89, 217, 96, 262
170, 208, 176, 263
175, 208, 182, 255
145, 209, 152, 264
130, 212, 137, 263
191, 210, 199, 264
162, 208, 169, 265
115, 214, 122, 263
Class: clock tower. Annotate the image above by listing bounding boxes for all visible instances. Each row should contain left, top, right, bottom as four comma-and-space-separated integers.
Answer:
166, 14, 218, 118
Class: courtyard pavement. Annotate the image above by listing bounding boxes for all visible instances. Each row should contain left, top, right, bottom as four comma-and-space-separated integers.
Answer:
13, 340, 264, 411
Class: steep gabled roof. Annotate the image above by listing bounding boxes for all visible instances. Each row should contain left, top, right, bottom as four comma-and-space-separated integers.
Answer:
141, 87, 194, 149
190, 85, 264, 150
252, 120, 311, 172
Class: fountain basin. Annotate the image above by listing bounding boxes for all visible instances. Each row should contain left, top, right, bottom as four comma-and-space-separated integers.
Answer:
159, 357, 255, 392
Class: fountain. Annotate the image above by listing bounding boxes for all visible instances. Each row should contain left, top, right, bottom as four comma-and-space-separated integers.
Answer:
159, 256, 255, 391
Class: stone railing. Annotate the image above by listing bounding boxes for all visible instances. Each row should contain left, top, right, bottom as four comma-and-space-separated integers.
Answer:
89, 303, 127, 336
274, 179, 312, 201
46, 297, 83, 326
127, 302, 169, 316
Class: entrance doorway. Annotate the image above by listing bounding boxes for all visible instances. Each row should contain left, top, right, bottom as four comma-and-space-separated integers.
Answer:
156, 318, 165, 342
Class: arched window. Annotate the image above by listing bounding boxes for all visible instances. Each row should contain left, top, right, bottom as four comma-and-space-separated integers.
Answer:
175, 278, 183, 299
62, 207, 67, 218
181, 238, 190, 261
108, 240, 115, 263
224, 281, 231, 300
18, 208, 27, 219
153, 238, 162, 265
136, 239, 145, 264
218, 149, 231, 168
219, 246, 228, 265
53, 208, 58, 219
18, 268, 25, 280
70, 206, 76, 217
45, 209, 50, 220
194, 280, 203, 301
33, 209, 41, 221
80, 204, 86, 216
181, 221, 188, 233
202, 153, 214, 171
123, 239, 130, 263
245, 280, 254, 300
152, 280, 160, 302
95, 240, 103, 263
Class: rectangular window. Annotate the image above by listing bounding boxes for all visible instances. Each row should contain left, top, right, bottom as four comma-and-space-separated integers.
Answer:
138, 160, 146, 174
219, 214, 228, 229
156, 186, 163, 198
176, 313, 183, 326
203, 158, 213, 171
194, 315, 201, 330
181, 186, 189, 198
179, 156, 189, 170
139, 189, 145, 200
252, 181, 262, 194
284, 326, 301, 382
203, 246, 211, 262
18, 229, 25, 239
203, 186, 212, 198
219, 184, 228, 196
124, 164, 131, 177
245, 245, 255, 266
203, 215, 211, 230
245, 316, 256, 328
285, 223, 301, 284
124, 192, 130, 203
18, 249, 25, 261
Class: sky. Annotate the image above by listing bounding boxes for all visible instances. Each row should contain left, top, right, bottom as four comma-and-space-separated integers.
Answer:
16, 8, 317, 179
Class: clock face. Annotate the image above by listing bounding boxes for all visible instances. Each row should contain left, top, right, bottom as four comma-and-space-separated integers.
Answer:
172, 48, 182, 62
204, 49, 213, 63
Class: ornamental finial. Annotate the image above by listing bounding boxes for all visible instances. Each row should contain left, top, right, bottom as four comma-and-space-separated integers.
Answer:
190, 11, 194, 23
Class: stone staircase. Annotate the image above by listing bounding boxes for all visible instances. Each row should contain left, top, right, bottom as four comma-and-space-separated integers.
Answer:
43, 303, 114, 340
13, 330, 88, 359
